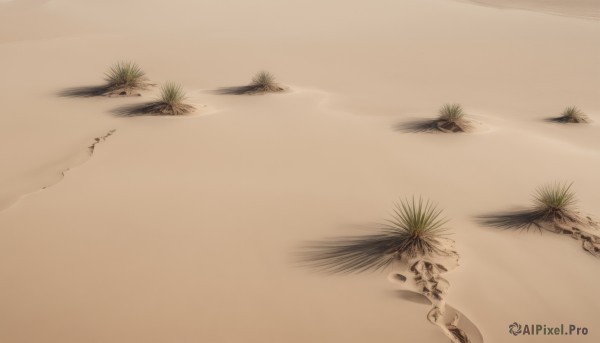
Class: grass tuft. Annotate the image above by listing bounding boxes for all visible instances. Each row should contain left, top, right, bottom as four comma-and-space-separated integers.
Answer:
533, 182, 579, 223
153, 82, 194, 115
252, 71, 275, 87
104, 61, 146, 91
249, 71, 284, 93
438, 104, 466, 122
556, 106, 588, 123
433, 103, 472, 132
160, 82, 186, 106
386, 197, 449, 258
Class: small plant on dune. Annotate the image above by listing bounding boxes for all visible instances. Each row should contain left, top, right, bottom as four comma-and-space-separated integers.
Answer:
438, 104, 466, 123
104, 61, 147, 92
435, 104, 471, 132
479, 182, 600, 256
160, 82, 185, 106
533, 182, 580, 223
386, 197, 449, 258
155, 82, 195, 115
555, 106, 589, 123
250, 70, 284, 93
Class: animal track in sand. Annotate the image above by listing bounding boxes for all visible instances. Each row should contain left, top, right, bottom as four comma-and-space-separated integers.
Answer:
0, 129, 116, 213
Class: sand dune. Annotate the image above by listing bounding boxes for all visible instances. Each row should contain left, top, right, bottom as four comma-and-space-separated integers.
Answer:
459, 0, 600, 20
0, 0, 599, 342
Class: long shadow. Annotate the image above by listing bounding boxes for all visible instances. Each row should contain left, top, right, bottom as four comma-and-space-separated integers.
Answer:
393, 118, 437, 133
58, 85, 111, 98
211, 85, 259, 95
476, 208, 545, 231
111, 102, 165, 117
545, 116, 589, 124
545, 117, 564, 123
297, 234, 403, 274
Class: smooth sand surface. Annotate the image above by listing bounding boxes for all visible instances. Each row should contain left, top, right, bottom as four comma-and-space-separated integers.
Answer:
1, 0, 599, 342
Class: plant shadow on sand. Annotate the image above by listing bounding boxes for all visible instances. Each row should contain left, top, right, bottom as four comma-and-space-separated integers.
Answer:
211, 71, 286, 95
210, 84, 286, 95
393, 119, 439, 133
111, 102, 165, 117
110, 102, 193, 117
58, 85, 116, 98
57, 84, 149, 98
476, 209, 547, 231
210, 85, 264, 95
298, 234, 411, 274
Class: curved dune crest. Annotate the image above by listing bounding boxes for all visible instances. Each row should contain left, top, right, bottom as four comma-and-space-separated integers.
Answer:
458, 0, 600, 20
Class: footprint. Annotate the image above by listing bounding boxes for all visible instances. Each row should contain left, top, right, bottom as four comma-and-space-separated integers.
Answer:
389, 272, 484, 343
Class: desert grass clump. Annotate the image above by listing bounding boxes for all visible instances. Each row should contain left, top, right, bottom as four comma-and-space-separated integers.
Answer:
302, 197, 450, 273
104, 61, 148, 94
250, 71, 285, 93
554, 106, 589, 123
386, 197, 449, 258
438, 104, 465, 122
435, 103, 471, 132
152, 82, 195, 115
533, 182, 580, 223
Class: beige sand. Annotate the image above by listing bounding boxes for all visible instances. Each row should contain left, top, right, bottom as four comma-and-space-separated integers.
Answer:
0, 0, 599, 342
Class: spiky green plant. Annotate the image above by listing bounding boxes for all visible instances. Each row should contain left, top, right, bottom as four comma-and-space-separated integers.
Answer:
533, 182, 579, 222
386, 197, 449, 258
152, 82, 194, 115
438, 104, 465, 122
104, 61, 146, 90
252, 71, 276, 88
160, 82, 186, 106
558, 106, 588, 123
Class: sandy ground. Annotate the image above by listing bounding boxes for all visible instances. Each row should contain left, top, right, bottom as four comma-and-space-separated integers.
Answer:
0, 0, 599, 342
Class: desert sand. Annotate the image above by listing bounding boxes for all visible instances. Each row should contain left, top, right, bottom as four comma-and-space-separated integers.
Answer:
0, 0, 599, 342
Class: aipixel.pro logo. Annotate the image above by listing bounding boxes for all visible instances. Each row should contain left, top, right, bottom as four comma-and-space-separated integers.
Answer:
509, 322, 589, 336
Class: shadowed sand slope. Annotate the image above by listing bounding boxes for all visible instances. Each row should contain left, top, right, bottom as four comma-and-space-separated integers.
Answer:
0, 0, 599, 342
457, 0, 600, 19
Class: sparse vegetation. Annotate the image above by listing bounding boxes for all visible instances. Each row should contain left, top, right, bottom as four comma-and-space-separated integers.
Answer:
250, 71, 285, 93
438, 104, 466, 122
386, 197, 449, 258
479, 181, 600, 256
104, 61, 147, 93
533, 182, 579, 223
554, 106, 589, 123
154, 82, 195, 115
435, 104, 471, 132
